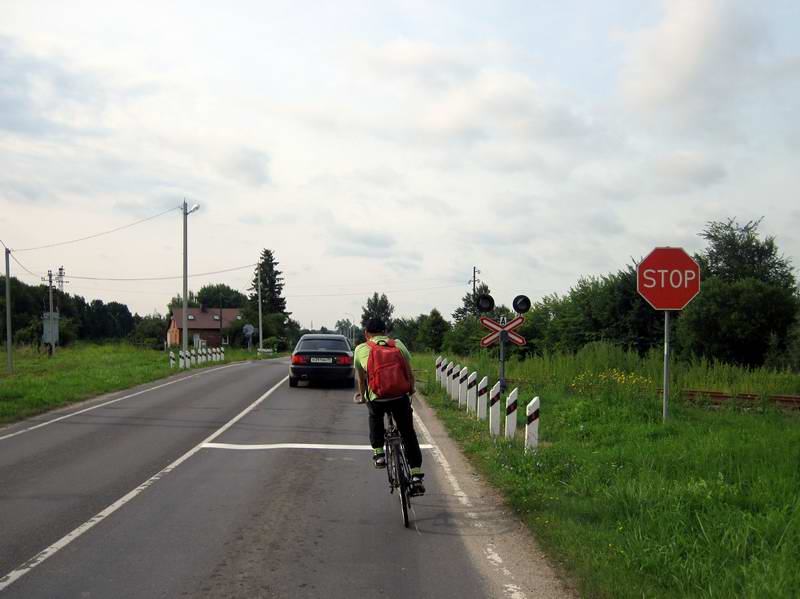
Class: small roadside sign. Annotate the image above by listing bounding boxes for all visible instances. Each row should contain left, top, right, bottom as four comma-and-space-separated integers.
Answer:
479, 316, 525, 347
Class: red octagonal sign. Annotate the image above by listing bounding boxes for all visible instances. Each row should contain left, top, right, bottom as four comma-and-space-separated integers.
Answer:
637, 247, 701, 310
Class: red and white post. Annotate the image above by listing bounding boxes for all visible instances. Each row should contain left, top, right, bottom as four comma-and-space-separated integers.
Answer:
451, 364, 461, 400
505, 388, 518, 439
489, 382, 502, 436
466, 372, 477, 413
525, 397, 540, 452
458, 367, 468, 407
477, 376, 489, 420
445, 361, 454, 394
435, 356, 442, 383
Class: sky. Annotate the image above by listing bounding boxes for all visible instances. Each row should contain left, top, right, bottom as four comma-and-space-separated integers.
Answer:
1, 0, 799, 329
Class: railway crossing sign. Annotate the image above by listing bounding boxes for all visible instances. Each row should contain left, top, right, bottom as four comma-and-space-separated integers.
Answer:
480, 315, 526, 347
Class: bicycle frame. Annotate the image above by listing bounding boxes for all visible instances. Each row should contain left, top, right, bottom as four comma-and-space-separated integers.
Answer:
384, 412, 412, 527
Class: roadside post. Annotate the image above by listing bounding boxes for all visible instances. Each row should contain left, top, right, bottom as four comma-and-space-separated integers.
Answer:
451, 364, 461, 400
525, 397, 540, 451
440, 360, 449, 389
480, 316, 525, 393
477, 376, 489, 420
445, 361, 453, 394
458, 367, 468, 407
505, 388, 518, 439
435, 356, 442, 383
489, 382, 501, 436
5, 247, 11, 374
169, 351, 175, 369
466, 372, 477, 413
636, 247, 701, 422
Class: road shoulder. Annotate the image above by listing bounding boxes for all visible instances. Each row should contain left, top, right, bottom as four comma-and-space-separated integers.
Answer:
413, 391, 577, 599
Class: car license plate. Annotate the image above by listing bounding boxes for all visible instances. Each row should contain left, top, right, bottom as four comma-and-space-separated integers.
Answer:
310, 357, 333, 363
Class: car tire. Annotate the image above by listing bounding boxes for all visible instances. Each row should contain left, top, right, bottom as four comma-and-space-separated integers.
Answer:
289, 376, 299, 388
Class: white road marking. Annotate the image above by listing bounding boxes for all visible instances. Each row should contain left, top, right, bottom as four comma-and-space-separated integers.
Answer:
413, 412, 528, 599
0, 362, 247, 443
202, 442, 433, 450
0, 375, 289, 593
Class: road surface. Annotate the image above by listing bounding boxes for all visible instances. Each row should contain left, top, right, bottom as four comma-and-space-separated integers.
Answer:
0, 359, 572, 598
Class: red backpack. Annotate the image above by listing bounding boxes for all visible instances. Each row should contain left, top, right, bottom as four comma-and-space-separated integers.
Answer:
367, 339, 413, 398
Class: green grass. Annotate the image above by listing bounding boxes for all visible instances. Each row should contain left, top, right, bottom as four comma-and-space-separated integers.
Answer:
0, 343, 283, 424
414, 346, 800, 598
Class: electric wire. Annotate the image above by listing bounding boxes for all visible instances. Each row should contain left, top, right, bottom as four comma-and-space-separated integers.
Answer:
8, 252, 42, 278
67, 263, 257, 282
12, 206, 179, 252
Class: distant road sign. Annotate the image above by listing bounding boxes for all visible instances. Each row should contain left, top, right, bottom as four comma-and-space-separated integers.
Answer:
243, 324, 255, 337
636, 247, 701, 310
479, 316, 525, 347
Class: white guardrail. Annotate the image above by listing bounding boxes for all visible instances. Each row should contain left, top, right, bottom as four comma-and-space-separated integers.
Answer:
169, 347, 226, 369
435, 355, 540, 452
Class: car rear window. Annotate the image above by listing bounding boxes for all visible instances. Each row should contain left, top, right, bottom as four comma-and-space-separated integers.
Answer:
297, 339, 350, 351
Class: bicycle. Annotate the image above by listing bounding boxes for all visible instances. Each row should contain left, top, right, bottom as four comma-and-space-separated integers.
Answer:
384, 412, 412, 528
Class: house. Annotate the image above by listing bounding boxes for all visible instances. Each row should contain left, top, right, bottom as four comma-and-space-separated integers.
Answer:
167, 307, 243, 348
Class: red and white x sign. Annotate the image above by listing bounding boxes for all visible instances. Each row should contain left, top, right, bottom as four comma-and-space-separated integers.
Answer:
480, 316, 526, 347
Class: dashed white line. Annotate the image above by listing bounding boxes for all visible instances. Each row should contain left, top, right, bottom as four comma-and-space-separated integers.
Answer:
0, 362, 247, 443
0, 375, 288, 593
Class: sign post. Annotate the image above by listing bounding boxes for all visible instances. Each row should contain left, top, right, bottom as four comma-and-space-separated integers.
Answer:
480, 315, 525, 393
637, 247, 701, 421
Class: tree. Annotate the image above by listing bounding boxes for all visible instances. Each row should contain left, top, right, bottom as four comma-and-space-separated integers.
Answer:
197, 283, 247, 308
678, 218, 799, 366
361, 292, 394, 330
696, 218, 796, 289
130, 315, 168, 349
391, 317, 420, 349
452, 283, 491, 322
167, 291, 199, 314
418, 308, 450, 352
249, 249, 287, 315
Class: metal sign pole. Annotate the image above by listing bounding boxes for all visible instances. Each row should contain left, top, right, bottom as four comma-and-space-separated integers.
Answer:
663, 311, 670, 422
5, 248, 12, 373
499, 330, 507, 393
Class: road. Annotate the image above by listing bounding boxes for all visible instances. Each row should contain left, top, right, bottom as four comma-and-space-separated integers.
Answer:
0, 359, 572, 598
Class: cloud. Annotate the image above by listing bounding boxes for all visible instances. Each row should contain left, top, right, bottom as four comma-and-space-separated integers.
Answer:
362, 38, 477, 89
618, 0, 780, 134
652, 150, 726, 192
223, 148, 271, 187
326, 221, 397, 258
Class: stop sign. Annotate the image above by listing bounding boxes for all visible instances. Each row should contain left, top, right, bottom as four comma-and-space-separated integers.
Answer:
637, 247, 701, 310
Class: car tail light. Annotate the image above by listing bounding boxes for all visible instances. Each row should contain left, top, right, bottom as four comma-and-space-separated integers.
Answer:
291, 355, 307, 364
336, 355, 353, 365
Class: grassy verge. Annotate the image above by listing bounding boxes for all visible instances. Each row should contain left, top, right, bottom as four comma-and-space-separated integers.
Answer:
0, 343, 284, 424
413, 348, 800, 598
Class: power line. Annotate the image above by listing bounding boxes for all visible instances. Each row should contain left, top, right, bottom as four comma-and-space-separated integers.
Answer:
67, 263, 257, 282
287, 283, 465, 299
12, 206, 179, 253
8, 252, 42, 277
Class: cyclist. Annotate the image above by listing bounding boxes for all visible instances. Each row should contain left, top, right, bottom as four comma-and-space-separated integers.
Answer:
353, 317, 425, 496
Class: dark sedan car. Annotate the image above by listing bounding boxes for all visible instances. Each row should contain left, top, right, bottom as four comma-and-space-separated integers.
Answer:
289, 334, 355, 388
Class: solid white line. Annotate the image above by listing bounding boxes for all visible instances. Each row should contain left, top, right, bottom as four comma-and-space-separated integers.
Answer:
413, 410, 528, 599
0, 362, 247, 443
202, 442, 434, 450
0, 375, 289, 593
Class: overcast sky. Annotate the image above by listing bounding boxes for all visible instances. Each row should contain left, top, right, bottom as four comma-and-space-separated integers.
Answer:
2, 0, 799, 329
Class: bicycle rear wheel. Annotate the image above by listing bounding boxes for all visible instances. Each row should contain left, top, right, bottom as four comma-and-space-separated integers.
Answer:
394, 450, 410, 528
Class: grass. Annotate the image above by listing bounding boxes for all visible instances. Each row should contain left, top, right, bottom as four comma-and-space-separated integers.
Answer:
0, 343, 283, 424
413, 345, 800, 598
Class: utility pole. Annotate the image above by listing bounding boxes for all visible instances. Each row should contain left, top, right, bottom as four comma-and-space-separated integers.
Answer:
182, 200, 199, 355
43, 269, 55, 356
5, 247, 12, 374
257, 264, 263, 350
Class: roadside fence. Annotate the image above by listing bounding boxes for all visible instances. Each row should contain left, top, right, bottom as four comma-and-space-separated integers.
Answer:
169, 347, 226, 370
435, 355, 540, 452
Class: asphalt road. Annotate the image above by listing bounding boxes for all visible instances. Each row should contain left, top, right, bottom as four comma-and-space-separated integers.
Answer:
0, 359, 572, 598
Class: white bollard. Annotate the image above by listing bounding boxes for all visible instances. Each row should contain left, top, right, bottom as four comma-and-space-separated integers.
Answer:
525, 397, 540, 452
440, 359, 449, 388
169, 351, 175, 369
458, 367, 468, 407
451, 364, 461, 400
221, 347, 225, 361
191, 349, 197, 366
466, 372, 477, 413
215, 348, 220, 362
180, 350, 186, 369
435, 356, 443, 383
505, 387, 518, 440
489, 382, 502, 436
476, 376, 488, 420
444, 361, 453, 394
